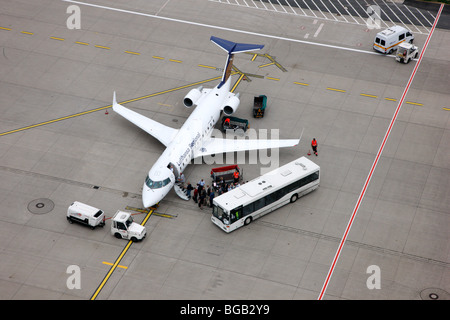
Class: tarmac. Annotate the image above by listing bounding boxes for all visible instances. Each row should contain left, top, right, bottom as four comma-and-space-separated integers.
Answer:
0, 0, 448, 302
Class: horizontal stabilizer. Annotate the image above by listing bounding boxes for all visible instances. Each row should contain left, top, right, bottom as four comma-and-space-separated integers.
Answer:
211, 36, 264, 88
210, 36, 264, 54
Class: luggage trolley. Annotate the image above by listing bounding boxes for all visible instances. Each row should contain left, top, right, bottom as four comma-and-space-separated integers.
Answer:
253, 95, 267, 118
221, 116, 249, 136
210, 165, 243, 185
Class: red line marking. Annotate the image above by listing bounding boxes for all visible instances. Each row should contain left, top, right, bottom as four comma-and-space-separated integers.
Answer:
317, 4, 444, 300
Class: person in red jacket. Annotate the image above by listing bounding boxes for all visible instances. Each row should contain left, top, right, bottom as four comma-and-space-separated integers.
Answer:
311, 138, 318, 156
233, 170, 240, 183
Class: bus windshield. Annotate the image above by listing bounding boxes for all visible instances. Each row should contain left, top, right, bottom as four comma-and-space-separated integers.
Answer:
212, 205, 229, 222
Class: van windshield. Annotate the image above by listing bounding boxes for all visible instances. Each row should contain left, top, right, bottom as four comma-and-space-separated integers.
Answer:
126, 216, 133, 228
94, 210, 103, 218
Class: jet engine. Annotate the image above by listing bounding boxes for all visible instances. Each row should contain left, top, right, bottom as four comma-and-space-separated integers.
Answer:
183, 86, 203, 108
222, 93, 240, 116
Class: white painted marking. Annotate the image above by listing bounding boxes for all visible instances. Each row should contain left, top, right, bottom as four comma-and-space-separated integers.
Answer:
314, 23, 324, 37
63, 0, 383, 56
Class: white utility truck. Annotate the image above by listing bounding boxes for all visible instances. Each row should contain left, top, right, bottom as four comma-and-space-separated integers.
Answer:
373, 25, 414, 54
111, 210, 146, 242
395, 42, 419, 64
67, 201, 105, 229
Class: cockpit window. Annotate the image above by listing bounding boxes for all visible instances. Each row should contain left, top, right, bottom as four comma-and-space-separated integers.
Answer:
145, 175, 171, 189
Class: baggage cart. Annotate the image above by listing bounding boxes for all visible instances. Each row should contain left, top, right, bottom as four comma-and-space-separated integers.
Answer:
253, 95, 267, 118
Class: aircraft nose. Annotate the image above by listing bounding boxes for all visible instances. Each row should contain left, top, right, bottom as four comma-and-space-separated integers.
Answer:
142, 196, 154, 209
142, 189, 157, 208
142, 185, 171, 208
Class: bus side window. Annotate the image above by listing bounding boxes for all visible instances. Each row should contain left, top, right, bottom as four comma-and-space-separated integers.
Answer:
399, 33, 405, 41
313, 171, 319, 181
278, 186, 288, 198
254, 198, 265, 211
265, 192, 278, 206
243, 204, 253, 217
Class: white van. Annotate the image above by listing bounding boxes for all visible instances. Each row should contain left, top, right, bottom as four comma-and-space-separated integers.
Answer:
373, 26, 414, 54
67, 201, 105, 229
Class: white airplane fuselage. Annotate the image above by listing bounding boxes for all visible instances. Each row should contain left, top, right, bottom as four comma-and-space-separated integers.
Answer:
142, 79, 231, 208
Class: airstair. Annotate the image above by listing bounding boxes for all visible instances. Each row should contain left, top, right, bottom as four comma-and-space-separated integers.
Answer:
173, 183, 190, 201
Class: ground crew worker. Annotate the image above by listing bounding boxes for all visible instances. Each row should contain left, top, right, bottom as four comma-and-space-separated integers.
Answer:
224, 117, 230, 129
311, 138, 318, 156
233, 170, 240, 183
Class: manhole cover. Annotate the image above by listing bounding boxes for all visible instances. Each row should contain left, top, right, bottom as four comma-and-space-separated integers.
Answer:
28, 198, 55, 214
420, 288, 449, 300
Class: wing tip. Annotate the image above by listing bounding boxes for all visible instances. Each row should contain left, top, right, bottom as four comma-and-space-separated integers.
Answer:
112, 91, 121, 112
113, 91, 118, 105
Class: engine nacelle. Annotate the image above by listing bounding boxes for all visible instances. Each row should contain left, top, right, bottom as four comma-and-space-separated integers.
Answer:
222, 94, 240, 116
183, 86, 203, 108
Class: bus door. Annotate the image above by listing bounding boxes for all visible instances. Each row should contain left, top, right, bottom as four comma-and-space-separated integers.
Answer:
230, 206, 243, 224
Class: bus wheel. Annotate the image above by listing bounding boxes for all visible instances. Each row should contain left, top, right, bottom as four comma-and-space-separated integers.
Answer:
290, 194, 298, 203
244, 216, 252, 225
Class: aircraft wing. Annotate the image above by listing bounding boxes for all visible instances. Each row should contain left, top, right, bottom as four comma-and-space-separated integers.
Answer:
193, 131, 302, 159
112, 92, 179, 147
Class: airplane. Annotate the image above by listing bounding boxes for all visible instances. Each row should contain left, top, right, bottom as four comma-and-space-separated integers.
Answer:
112, 36, 302, 208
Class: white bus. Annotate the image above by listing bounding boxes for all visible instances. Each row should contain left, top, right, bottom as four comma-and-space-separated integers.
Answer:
211, 157, 320, 232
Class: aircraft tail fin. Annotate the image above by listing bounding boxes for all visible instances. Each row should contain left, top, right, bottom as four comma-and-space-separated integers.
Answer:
210, 36, 264, 88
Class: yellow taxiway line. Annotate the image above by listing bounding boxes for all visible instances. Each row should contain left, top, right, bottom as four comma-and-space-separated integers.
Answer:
360, 93, 378, 98
91, 240, 133, 300
102, 261, 128, 269
91, 207, 154, 300
326, 87, 346, 93
0, 76, 222, 137
231, 73, 245, 93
